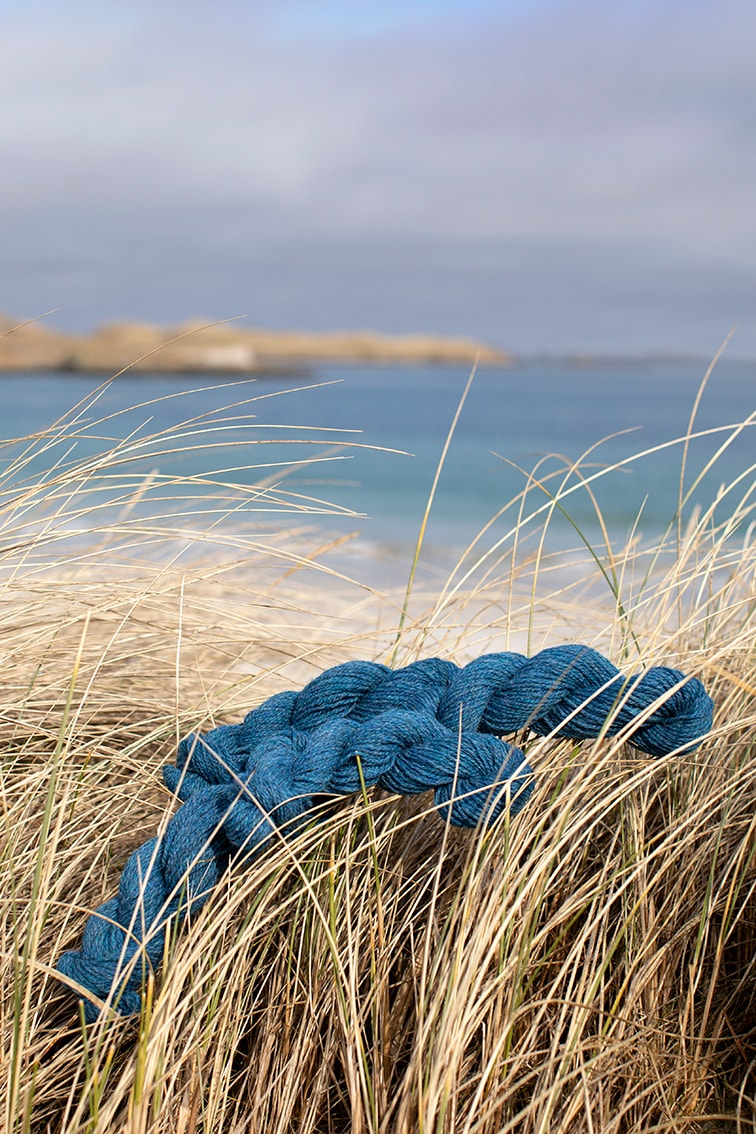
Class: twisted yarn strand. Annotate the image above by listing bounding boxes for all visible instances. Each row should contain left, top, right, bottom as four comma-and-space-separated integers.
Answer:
56, 646, 713, 1020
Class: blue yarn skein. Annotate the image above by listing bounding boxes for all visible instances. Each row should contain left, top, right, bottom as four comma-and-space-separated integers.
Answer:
56, 646, 713, 1021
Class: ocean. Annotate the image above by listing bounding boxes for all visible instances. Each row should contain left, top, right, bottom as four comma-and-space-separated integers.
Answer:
2, 359, 755, 583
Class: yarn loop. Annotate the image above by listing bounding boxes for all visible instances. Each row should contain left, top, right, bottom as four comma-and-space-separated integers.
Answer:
56, 646, 713, 1020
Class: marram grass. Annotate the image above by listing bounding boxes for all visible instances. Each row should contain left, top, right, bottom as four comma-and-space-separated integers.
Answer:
2, 375, 756, 1133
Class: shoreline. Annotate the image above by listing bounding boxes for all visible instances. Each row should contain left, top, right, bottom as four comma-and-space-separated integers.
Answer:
0, 315, 511, 373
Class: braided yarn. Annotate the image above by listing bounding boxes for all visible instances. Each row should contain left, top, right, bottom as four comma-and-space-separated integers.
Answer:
56, 646, 713, 1020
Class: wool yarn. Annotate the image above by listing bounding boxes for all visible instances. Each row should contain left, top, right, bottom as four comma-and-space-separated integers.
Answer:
56, 646, 713, 1020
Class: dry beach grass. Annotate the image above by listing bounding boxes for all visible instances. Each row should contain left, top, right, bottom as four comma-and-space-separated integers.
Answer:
2, 365, 756, 1132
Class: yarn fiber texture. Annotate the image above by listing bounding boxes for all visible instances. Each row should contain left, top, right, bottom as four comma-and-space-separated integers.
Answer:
56, 645, 713, 1021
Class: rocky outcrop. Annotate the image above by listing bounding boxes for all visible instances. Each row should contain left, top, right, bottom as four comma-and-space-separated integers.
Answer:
0, 316, 511, 373
0, 315, 73, 370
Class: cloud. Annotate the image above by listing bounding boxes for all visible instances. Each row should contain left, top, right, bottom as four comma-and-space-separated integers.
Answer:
1, 0, 754, 352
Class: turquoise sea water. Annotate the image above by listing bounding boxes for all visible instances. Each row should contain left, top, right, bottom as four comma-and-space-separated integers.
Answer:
1, 360, 755, 578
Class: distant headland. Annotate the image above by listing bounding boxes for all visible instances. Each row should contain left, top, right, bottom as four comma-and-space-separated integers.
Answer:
0, 315, 511, 373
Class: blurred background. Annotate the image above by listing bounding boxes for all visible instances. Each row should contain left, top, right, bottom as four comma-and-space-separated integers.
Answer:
2, 0, 755, 586
2, 0, 755, 358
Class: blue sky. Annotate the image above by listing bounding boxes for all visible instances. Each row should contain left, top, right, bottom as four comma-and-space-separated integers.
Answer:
1, 0, 755, 355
